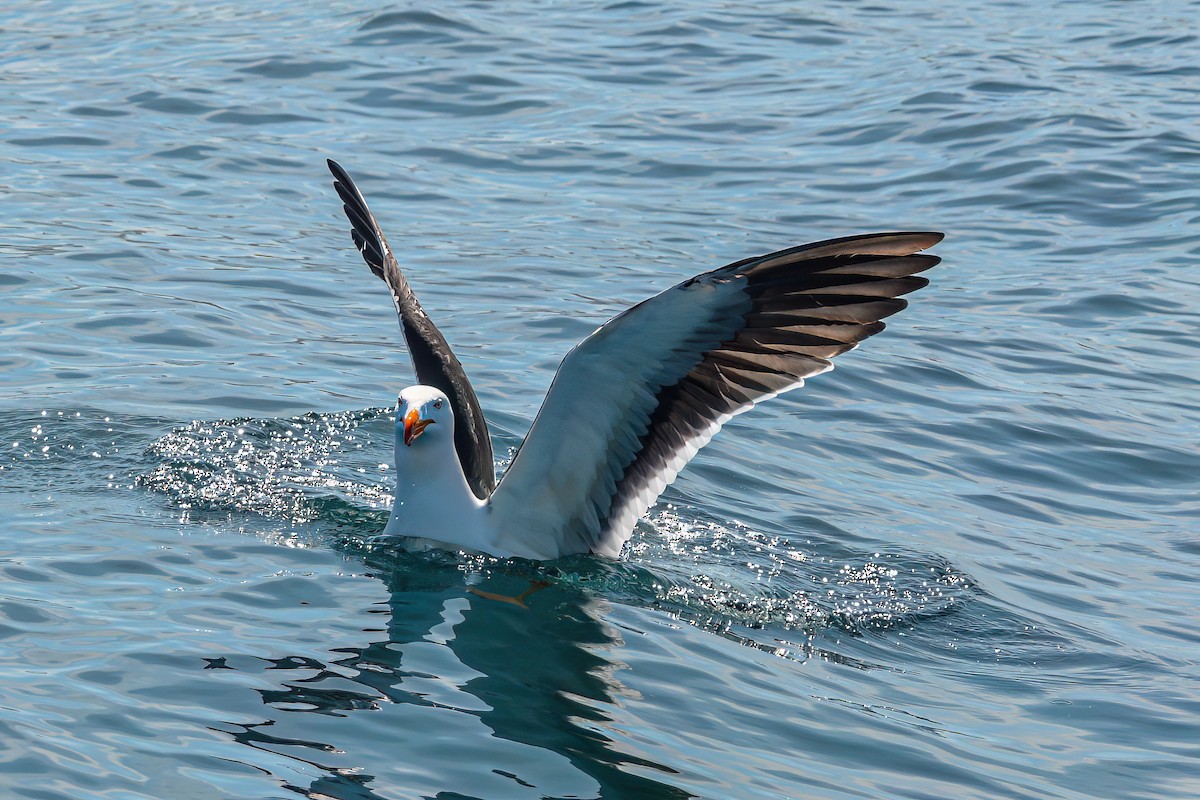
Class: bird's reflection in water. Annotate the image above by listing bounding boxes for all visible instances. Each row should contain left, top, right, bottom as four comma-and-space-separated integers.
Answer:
216, 550, 693, 800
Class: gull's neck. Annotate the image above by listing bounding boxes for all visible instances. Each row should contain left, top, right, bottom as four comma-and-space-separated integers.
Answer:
384, 427, 498, 554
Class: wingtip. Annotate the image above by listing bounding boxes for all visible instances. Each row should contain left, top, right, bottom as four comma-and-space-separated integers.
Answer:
872, 231, 945, 255
327, 158, 349, 183
879, 231, 945, 252
863, 231, 945, 252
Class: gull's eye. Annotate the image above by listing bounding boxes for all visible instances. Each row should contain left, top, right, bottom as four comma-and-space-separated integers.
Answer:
434, 399, 443, 410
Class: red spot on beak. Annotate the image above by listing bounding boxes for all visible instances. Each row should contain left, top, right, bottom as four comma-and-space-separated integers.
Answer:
403, 407, 434, 446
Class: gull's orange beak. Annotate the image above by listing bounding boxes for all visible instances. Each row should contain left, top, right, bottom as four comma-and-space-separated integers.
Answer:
403, 407, 434, 446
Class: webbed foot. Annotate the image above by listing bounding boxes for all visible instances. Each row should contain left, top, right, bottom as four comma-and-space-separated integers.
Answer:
467, 579, 551, 609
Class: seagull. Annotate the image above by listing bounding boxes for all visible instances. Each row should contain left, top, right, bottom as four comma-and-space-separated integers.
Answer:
327, 159, 940, 561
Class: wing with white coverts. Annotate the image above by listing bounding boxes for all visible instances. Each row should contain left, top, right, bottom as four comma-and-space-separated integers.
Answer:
489, 232, 942, 558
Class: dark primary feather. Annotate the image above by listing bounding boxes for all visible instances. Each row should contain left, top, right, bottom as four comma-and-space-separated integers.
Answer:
326, 159, 496, 499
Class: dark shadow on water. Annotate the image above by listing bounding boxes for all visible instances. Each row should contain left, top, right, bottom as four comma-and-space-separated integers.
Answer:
215, 550, 694, 800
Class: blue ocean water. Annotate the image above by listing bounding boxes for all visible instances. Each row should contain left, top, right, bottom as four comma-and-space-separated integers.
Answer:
2, 1, 1199, 798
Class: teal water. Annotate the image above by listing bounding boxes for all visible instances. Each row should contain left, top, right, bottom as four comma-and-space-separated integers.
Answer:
2, 1, 1199, 798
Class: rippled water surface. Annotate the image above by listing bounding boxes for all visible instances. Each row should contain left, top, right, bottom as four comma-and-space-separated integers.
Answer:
3, 1, 1199, 798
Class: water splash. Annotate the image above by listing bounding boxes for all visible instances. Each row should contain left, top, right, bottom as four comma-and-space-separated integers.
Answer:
138, 408, 394, 526
586, 509, 975, 637
137, 408, 978, 641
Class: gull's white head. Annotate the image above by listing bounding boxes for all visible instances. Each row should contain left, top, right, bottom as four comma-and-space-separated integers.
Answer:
396, 385, 454, 448
387, 384, 488, 549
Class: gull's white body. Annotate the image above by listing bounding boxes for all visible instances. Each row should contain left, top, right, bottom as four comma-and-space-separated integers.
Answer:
383, 386, 504, 555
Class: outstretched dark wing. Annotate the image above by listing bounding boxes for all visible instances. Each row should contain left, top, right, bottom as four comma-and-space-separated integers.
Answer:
327, 159, 496, 499
489, 232, 942, 558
